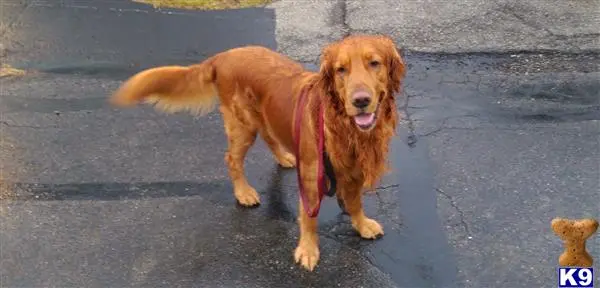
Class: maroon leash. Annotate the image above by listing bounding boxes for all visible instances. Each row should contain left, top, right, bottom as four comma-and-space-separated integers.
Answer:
293, 85, 326, 218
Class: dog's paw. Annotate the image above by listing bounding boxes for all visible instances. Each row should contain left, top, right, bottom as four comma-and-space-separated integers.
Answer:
234, 186, 260, 207
294, 241, 320, 271
276, 152, 296, 168
354, 218, 384, 239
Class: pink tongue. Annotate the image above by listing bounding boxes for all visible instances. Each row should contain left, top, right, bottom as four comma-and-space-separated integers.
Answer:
354, 113, 375, 126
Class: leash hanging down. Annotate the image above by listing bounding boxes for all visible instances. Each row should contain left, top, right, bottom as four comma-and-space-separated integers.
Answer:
293, 85, 337, 218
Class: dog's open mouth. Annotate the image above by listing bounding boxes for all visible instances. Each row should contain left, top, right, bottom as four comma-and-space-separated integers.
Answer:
353, 106, 379, 130
354, 113, 375, 128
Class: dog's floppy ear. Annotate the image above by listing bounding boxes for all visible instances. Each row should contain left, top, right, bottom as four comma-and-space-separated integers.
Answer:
318, 43, 338, 94
379, 36, 406, 94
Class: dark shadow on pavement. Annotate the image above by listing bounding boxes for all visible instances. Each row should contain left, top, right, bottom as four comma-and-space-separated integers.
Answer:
1, 0, 278, 78
264, 165, 297, 223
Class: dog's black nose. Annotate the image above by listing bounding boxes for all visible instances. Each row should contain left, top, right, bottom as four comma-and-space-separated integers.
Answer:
352, 96, 371, 109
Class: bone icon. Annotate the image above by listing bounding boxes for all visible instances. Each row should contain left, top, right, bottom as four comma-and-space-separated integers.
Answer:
551, 217, 599, 267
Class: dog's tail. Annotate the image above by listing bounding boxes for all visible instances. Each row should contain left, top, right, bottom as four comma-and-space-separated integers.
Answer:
109, 59, 218, 116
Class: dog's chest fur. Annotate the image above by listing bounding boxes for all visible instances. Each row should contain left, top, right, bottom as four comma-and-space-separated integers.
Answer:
324, 100, 396, 189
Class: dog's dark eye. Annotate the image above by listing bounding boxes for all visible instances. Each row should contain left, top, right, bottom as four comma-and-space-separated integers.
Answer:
336, 67, 346, 74
369, 60, 380, 68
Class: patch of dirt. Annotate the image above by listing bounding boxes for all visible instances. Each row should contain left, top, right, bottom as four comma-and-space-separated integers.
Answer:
0, 134, 19, 201
0, 64, 26, 78
0, 181, 12, 200
134, 0, 274, 10
0, 178, 14, 218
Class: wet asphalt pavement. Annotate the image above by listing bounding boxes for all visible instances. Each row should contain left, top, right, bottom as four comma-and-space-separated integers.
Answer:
1, 1, 599, 287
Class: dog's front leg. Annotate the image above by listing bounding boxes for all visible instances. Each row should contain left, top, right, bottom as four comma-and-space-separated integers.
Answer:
341, 183, 384, 239
294, 160, 320, 271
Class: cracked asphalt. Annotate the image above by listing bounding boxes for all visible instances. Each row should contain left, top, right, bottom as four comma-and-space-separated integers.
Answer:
1, 0, 599, 287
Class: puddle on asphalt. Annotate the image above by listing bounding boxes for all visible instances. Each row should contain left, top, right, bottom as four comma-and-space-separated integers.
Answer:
362, 127, 457, 287
1, 0, 278, 78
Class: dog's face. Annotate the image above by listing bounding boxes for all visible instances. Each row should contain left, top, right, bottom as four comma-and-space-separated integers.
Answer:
319, 35, 406, 131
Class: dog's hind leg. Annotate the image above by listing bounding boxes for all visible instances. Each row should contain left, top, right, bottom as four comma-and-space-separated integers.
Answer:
259, 129, 296, 168
221, 106, 260, 207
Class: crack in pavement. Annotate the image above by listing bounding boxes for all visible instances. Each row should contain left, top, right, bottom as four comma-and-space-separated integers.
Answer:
400, 93, 418, 147
337, 0, 351, 38
415, 114, 481, 137
373, 184, 400, 192
435, 187, 472, 238
371, 185, 402, 227
418, 125, 517, 137
378, 249, 400, 265
1, 121, 58, 129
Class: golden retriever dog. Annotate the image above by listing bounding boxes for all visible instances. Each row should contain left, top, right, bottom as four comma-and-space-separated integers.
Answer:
109, 34, 406, 271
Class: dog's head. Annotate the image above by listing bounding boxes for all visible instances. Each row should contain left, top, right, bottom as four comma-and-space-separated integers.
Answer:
319, 35, 406, 131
